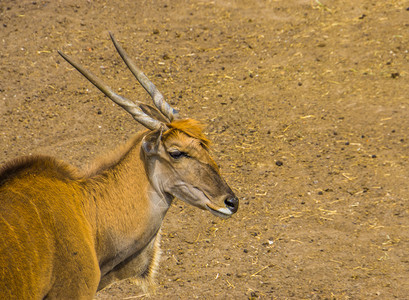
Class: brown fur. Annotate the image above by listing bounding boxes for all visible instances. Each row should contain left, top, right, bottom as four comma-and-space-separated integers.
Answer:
84, 133, 146, 178
0, 155, 99, 299
165, 119, 211, 148
0, 119, 237, 299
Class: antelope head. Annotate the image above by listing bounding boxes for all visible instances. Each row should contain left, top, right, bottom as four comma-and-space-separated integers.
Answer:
58, 32, 239, 218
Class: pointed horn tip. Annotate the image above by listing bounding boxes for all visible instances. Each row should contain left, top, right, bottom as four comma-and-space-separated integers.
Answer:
57, 50, 72, 63
109, 31, 119, 45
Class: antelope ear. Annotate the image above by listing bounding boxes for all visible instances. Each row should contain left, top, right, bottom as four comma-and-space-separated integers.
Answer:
142, 128, 163, 155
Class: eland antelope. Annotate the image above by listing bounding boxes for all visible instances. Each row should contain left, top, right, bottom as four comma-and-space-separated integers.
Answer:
0, 32, 238, 299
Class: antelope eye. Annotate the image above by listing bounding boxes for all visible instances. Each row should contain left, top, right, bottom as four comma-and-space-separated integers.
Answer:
168, 150, 186, 159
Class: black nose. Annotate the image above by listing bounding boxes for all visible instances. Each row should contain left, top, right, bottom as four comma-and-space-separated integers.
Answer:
224, 196, 239, 213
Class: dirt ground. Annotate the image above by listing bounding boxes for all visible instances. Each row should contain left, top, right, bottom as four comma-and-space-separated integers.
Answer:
1, 0, 409, 299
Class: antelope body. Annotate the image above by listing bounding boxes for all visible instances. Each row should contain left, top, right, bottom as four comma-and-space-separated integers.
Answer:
0, 33, 238, 299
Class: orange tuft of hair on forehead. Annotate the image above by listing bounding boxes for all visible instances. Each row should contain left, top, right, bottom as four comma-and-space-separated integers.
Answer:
164, 119, 211, 148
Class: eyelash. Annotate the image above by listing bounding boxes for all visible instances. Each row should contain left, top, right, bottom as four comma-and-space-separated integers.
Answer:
168, 150, 188, 159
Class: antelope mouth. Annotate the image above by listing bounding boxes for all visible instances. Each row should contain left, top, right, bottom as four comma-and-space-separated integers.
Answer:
190, 187, 237, 218
205, 203, 234, 219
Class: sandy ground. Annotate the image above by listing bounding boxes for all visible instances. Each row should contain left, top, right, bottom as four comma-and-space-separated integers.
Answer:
1, 0, 409, 298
